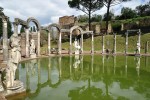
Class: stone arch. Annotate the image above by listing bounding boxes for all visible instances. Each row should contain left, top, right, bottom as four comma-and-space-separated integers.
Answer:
70, 25, 83, 35
27, 17, 41, 56
69, 25, 83, 54
47, 23, 61, 32
27, 17, 41, 31
47, 23, 62, 54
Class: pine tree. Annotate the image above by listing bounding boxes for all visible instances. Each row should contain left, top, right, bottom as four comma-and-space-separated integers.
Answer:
33, 26, 36, 32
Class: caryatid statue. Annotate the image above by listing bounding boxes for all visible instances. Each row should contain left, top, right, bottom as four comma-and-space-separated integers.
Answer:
29, 39, 36, 58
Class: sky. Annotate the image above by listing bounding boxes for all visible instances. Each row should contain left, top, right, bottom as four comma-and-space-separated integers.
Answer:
0, 0, 149, 26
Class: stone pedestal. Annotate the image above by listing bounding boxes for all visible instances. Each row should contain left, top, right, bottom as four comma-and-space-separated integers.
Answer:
30, 54, 36, 58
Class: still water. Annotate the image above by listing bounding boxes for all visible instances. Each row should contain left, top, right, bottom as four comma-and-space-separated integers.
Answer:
7, 55, 150, 100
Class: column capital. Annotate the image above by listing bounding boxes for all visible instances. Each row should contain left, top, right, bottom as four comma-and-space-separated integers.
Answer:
2, 15, 8, 22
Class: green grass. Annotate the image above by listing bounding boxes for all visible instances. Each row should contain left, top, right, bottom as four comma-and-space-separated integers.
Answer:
41, 33, 150, 54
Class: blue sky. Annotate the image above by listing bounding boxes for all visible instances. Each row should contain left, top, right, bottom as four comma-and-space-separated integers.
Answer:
0, 0, 149, 26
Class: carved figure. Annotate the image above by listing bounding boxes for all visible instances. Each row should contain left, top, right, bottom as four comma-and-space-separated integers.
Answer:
29, 39, 36, 58
74, 38, 80, 54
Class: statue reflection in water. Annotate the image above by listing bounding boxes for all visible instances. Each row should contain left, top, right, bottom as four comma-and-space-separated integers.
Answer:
73, 55, 81, 69
135, 56, 140, 77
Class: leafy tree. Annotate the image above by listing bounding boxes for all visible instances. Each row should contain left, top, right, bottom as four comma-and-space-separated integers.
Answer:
68, 0, 103, 30
91, 14, 102, 22
120, 7, 137, 19
20, 26, 25, 33
103, 11, 114, 21
136, 2, 150, 17
78, 15, 88, 23
98, 0, 130, 33
7, 19, 13, 38
0, 7, 12, 38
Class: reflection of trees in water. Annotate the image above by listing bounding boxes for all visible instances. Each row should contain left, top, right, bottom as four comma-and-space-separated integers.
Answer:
18, 55, 150, 99
68, 78, 113, 100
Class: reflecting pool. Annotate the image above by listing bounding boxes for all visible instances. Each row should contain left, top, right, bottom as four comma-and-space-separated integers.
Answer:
7, 55, 150, 100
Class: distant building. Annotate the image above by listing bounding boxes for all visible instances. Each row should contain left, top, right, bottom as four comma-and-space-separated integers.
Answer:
59, 15, 78, 29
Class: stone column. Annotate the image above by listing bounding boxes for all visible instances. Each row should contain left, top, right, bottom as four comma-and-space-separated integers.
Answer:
138, 29, 141, 54
69, 34, 72, 54
48, 32, 51, 55
25, 28, 29, 57
113, 33, 116, 54
125, 32, 128, 54
102, 33, 105, 54
91, 32, 94, 54
37, 31, 40, 56
80, 33, 83, 54
58, 32, 62, 55
13, 22, 18, 35
121, 23, 124, 31
2, 17, 8, 62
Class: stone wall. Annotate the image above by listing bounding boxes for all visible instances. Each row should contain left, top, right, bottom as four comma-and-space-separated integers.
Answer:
59, 15, 78, 29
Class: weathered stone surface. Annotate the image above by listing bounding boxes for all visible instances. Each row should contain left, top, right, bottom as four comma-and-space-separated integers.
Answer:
59, 15, 78, 29
29, 39, 36, 58
0, 94, 6, 100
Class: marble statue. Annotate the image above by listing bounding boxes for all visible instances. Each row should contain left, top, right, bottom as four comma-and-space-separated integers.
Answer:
9, 33, 21, 63
74, 38, 80, 54
3, 33, 23, 89
135, 41, 140, 54
29, 39, 36, 58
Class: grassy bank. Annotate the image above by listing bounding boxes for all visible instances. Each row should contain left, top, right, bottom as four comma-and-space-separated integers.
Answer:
41, 33, 150, 54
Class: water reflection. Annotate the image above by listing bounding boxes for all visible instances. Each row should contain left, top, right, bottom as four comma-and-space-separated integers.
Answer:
9, 55, 150, 100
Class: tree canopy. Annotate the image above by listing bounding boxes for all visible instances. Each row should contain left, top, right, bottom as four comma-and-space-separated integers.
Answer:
68, 0, 103, 30
98, 0, 131, 33
136, 2, 150, 17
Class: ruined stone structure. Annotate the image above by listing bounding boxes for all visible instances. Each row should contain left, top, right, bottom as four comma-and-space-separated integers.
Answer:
3, 33, 22, 89
59, 15, 78, 29
125, 29, 141, 55
41, 23, 62, 55
13, 17, 41, 57
0, 8, 9, 62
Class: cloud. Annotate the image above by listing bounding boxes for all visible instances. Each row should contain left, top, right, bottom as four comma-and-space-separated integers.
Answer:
0, 0, 148, 26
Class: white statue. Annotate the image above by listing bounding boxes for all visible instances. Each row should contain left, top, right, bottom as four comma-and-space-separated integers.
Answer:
74, 38, 80, 54
4, 60, 17, 88
9, 33, 21, 63
135, 41, 140, 54
29, 39, 36, 58
3, 33, 22, 89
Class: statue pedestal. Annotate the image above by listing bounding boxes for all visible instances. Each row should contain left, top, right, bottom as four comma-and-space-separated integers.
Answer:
75, 50, 79, 55
30, 54, 36, 58
3, 80, 23, 90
